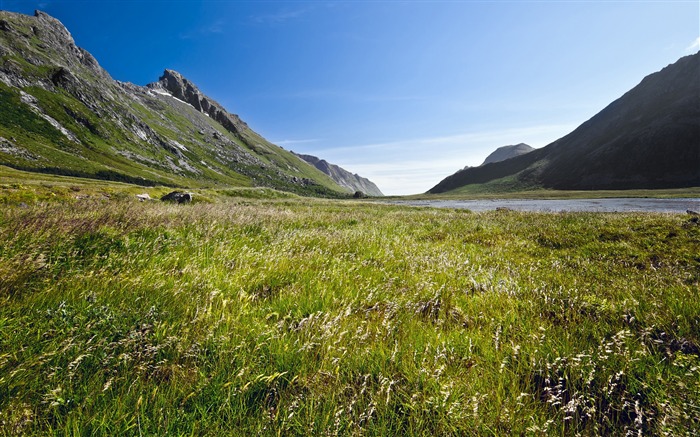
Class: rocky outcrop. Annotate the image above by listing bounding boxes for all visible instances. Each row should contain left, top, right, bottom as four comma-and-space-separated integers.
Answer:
481, 143, 534, 166
430, 53, 700, 193
148, 69, 249, 137
294, 153, 384, 196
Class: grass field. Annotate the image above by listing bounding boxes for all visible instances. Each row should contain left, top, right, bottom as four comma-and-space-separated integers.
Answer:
399, 186, 700, 201
0, 190, 699, 435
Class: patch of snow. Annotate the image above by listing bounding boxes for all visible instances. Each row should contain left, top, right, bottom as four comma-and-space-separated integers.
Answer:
151, 88, 171, 96
170, 95, 198, 111
151, 88, 200, 112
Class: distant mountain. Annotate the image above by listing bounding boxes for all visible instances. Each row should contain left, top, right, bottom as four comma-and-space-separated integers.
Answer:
430, 53, 700, 193
293, 153, 383, 196
481, 143, 534, 166
0, 10, 346, 196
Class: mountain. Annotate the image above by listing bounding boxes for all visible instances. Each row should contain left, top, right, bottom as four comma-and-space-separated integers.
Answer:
293, 152, 383, 196
0, 10, 347, 196
481, 143, 534, 166
430, 53, 700, 193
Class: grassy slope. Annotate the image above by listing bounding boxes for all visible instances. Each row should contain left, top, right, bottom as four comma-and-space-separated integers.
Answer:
0, 80, 344, 195
0, 81, 197, 188
0, 10, 345, 196
422, 169, 700, 200
0, 190, 698, 435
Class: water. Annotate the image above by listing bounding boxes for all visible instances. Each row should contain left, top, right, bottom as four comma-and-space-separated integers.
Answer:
388, 198, 700, 213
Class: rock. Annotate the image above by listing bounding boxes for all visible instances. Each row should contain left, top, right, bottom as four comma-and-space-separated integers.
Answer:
687, 210, 699, 216
353, 191, 367, 198
51, 67, 78, 89
160, 191, 192, 203
136, 193, 151, 201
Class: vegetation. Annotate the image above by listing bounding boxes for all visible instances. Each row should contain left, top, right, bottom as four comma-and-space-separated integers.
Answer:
1, 185, 698, 435
402, 186, 700, 201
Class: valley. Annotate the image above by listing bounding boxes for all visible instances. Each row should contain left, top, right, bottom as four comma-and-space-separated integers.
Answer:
0, 7, 699, 436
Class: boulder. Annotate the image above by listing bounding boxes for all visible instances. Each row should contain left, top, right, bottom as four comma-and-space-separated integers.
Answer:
160, 191, 192, 203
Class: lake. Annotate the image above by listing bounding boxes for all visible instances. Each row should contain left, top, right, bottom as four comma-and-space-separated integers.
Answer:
388, 198, 700, 213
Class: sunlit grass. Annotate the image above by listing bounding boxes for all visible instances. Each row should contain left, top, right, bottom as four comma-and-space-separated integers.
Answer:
1, 197, 698, 435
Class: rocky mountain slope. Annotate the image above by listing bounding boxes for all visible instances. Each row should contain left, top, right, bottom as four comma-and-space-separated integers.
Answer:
430, 53, 700, 193
481, 143, 534, 166
0, 10, 346, 196
293, 152, 383, 196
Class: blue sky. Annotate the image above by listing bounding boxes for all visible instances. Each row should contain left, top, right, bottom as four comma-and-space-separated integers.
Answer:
2, 1, 698, 194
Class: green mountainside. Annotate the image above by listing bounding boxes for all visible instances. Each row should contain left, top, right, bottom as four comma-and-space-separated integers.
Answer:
430, 53, 700, 194
0, 10, 347, 196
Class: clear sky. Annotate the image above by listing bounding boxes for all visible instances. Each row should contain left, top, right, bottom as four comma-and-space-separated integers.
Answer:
2, 1, 698, 194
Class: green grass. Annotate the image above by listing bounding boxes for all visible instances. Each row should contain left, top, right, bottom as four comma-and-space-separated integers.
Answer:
0, 192, 698, 435
399, 186, 700, 201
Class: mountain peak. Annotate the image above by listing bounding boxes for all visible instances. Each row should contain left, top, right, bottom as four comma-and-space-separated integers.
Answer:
0, 10, 109, 87
481, 143, 534, 166
147, 68, 249, 135
32, 10, 76, 48
156, 69, 205, 108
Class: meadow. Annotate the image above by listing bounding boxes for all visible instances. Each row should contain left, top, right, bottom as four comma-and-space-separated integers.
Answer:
0, 190, 698, 435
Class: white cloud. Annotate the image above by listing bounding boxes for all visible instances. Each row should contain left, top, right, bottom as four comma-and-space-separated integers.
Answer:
251, 8, 307, 25
686, 37, 700, 53
345, 159, 465, 196
179, 20, 225, 40
205, 20, 225, 35
271, 139, 321, 148
304, 123, 576, 196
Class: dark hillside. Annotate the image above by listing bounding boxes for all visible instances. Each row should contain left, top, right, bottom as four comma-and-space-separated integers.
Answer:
430, 53, 700, 193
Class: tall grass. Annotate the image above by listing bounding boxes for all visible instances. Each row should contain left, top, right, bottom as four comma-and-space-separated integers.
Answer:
0, 198, 698, 435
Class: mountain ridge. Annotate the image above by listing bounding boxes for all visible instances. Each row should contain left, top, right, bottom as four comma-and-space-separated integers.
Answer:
292, 152, 383, 196
429, 53, 700, 193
